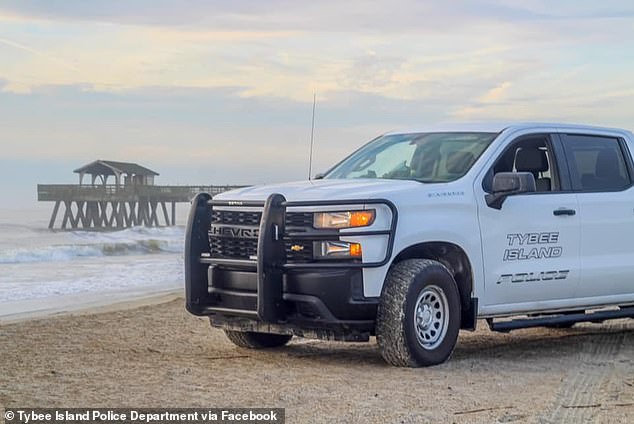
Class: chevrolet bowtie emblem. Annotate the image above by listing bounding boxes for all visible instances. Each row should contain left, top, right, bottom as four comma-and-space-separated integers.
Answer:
290, 244, 304, 252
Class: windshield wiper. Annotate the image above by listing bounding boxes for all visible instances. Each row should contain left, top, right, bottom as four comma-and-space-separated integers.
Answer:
414, 179, 443, 184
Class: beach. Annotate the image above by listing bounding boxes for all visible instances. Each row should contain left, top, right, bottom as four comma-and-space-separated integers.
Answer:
3, 2, 634, 423
1, 297, 632, 423
1, 209, 633, 423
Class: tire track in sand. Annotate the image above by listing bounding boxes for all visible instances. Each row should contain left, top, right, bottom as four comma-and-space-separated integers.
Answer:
540, 321, 631, 423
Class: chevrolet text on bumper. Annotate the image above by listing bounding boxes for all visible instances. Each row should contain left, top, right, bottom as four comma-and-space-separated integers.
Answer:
186, 123, 634, 367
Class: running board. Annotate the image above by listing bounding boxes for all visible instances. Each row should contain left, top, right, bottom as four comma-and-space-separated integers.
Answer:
487, 306, 634, 333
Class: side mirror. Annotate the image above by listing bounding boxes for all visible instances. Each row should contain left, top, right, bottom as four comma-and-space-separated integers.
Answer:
314, 173, 325, 180
485, 172, 536, 209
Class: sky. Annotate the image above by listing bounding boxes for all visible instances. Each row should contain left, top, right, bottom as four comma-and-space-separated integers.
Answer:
1, 0, 633, 207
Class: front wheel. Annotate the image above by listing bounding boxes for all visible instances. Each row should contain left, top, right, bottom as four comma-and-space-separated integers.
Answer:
223, 330, 292, 349
376, 259, 461, 367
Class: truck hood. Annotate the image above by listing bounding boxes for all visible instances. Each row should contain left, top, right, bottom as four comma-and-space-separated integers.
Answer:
214, 179, 424, 202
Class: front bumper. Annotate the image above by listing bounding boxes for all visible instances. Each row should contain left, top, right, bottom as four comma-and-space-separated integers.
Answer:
184, 192, 397, 341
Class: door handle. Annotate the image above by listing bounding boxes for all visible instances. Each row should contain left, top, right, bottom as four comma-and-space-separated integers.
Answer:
553, 208, 576, 216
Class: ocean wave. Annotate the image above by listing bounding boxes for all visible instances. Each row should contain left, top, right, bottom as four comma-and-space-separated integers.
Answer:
0, 238, 184, 264
69, 225, 185, 241
0, 255, 184, 303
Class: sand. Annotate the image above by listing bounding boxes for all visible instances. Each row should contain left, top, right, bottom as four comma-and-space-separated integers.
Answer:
0, 298, 632, 423
0, 289, 181, 324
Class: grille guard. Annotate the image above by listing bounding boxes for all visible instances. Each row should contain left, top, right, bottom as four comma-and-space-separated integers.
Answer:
185, 192, 398, 322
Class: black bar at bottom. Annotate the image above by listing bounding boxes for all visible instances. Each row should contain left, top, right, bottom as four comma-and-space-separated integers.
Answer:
488, 306, 634, 332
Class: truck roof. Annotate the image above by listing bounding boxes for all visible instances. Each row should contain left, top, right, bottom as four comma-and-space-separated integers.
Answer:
386, 122, 631, 135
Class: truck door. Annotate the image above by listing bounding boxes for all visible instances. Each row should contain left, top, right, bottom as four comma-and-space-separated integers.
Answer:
476, 133, 580, 313
559, 133, 634, 301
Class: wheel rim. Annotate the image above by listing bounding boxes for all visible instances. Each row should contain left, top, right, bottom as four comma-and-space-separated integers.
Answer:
413, 285, 449, 350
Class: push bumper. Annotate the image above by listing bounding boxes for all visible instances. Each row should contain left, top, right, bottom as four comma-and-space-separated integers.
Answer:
184, 192, 397, 341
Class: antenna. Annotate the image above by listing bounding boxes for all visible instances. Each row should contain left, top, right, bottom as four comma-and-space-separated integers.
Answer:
308, 91, 316, 180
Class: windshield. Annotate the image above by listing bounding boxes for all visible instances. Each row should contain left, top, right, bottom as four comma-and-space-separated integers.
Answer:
324, 132, 498, 183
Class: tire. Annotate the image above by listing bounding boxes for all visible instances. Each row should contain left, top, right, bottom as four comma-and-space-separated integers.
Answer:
223, 330, 292, 349
376, 259, 461, 367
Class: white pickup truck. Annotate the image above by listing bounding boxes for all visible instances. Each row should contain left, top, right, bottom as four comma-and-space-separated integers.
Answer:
185, 122, 634, 367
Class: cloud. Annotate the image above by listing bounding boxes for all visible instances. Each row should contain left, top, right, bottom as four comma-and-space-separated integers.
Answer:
480, 81, 513, 103
339, 53, 405, 92
0, 83, 474, 190
2, 0, 633, 32
0, 0, 633, 205
0, 36, 79, 72
1, 0, 632, 101
4, 76, 632, 168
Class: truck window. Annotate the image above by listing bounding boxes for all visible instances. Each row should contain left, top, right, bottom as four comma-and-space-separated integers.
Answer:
561, 134, 631, 192
325, 132, 497, 183
486, 135, 559, 192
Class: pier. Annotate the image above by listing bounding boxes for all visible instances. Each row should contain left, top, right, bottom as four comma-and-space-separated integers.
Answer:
37, 160, 243, 230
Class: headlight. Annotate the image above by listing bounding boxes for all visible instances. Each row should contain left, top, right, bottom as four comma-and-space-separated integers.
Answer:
314, 241, 362, 260
313, 210, 375, 229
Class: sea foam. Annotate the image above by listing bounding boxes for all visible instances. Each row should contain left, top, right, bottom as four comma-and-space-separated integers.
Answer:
0, 226, 185, 264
